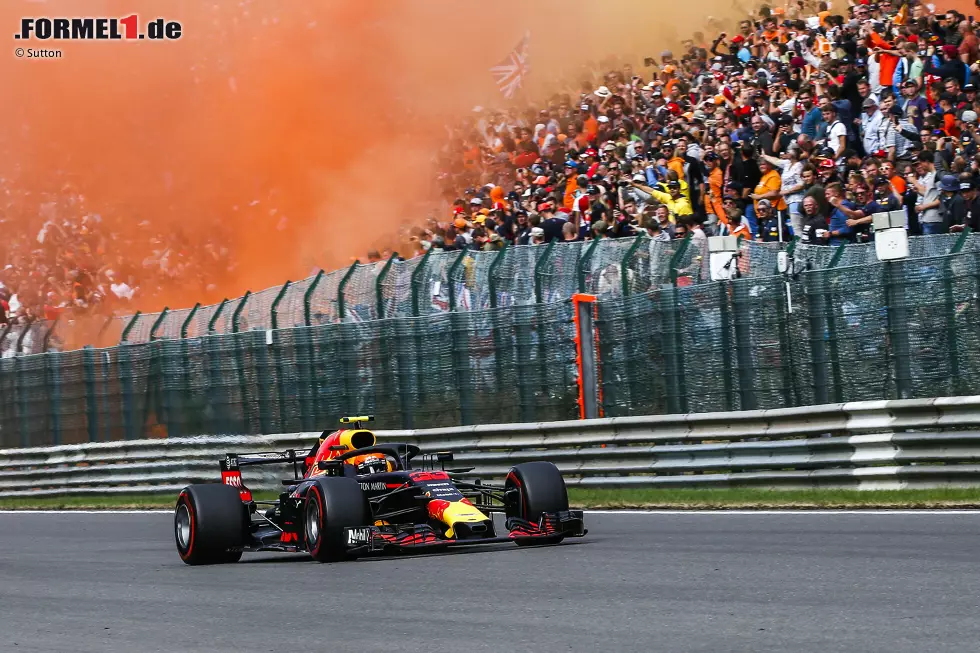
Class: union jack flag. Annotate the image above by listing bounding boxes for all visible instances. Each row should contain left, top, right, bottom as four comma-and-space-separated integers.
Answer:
490, 32, 530, 99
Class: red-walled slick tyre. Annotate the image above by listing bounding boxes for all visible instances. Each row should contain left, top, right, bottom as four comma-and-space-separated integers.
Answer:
505, 461, 569, 546
305, 477, 369, 563
175, 484, 246, 565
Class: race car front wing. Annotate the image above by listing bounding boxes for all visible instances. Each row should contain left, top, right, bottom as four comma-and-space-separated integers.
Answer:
343, 509, 587, 554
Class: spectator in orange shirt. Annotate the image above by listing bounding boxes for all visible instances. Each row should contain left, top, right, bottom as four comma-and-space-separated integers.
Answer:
703, 152, 726, 234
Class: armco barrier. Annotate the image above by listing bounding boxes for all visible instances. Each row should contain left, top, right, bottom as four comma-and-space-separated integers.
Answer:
3, 395, 980, 497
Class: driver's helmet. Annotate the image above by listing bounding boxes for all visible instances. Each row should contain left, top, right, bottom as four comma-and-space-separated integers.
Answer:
352, 454, 393, 475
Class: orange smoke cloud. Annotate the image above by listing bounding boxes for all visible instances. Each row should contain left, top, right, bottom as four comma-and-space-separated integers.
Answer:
1, 0, 747, 316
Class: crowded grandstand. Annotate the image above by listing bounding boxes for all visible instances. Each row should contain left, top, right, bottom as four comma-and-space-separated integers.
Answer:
3, 0, 979, 350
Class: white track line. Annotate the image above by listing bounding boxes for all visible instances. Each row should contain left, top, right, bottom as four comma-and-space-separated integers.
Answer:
0, 510, 170, 514
587, 509, 980, 515
2, 509, 980, 516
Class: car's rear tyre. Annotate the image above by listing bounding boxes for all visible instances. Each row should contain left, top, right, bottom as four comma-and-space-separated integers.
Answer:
305, 477, 369, 563
175, 484, 247, 565
505, 461, 568, 546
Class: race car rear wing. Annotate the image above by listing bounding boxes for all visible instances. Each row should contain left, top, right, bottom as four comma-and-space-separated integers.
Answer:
220, 450, 307, 483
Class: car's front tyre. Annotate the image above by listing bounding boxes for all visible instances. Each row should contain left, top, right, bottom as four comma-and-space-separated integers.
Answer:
304, 477, 369, 562
505, 461, 569, 546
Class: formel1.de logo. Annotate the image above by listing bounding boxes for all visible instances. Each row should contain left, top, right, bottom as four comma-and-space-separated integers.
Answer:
15, 16, 182, 41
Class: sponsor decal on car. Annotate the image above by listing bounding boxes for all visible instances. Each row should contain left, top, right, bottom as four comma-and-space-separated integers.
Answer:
420, 480, 463, 500
409, 471, 450, 482
220, 470, 252, 501
345, 528, 371, 546
358, 481, 388, 491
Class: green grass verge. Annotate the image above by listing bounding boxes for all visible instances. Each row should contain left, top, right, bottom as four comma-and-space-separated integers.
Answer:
567, 487, 980, 509
3, 487, 980, 510
0, 491, 280, 511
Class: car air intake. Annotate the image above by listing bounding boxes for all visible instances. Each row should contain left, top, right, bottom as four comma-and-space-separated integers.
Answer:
347, 430, 376, 449
454, 520, 496, 540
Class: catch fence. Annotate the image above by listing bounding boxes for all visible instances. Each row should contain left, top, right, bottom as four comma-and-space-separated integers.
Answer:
7, 233, 978, 359
5, 243, 980, 447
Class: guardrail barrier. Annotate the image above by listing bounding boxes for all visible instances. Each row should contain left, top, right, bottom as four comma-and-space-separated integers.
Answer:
3, 396, 979, 497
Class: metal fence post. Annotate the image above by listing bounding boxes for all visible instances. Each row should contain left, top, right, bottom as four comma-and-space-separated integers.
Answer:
270, 282, 291, 330
718, 282, 735, 411
732, 282, 758, 411
447, 252, 466, 312
96, 315, 114, 343
180, 303, 200, 339
572, 294, 600, 419
450, 312, 473, 424
43, 317, 60, 352
304, 271, 324, 327
118, 342, 136, 439
774, 279, 798, 407
823, 255, 845, 402
621, 234, 646, 297
12, 355, 29, 446
120, 311, 141, 343
208, 299, 228, 334
100, 349, 112, 441
669, 234, 692, 286
15, 322, 32, 355
338, 261, 359, 321
486, 244, 509, 404
805, 270, 830, 405
376, 254, 398, 320
254, 329, 274, 434
943, 254, 963, 395
886, 260, 912, 399
660, 285, 687, 414
82, 345, 98, 442
232, 293, 250, 333
578, 238, 600, 293
178, 303, 201, 437
534, 240, 556, 303
488, 242, 509, 309
826, 242, 847, 268
149, 308, 169, 341
45, 350, 62, 445
231, 292, 252, 433
410, 249, 433, 317
269, 281, 292, 433
950, 226, 971, 254
300, 272, 324, 431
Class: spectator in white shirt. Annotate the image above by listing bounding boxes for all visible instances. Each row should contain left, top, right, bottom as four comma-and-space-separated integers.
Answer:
860, 96, 885, 155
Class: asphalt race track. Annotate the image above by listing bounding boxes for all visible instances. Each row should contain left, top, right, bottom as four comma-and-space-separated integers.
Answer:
1, 511, 979, 652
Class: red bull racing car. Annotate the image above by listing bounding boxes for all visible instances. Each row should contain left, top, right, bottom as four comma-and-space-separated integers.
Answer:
174, 416, 587, 565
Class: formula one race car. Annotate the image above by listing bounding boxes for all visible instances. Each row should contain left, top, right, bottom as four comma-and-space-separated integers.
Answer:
174, 416, 586, 565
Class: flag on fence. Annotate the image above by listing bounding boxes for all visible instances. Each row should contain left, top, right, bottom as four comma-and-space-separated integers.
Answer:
490, 32, 530, 99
